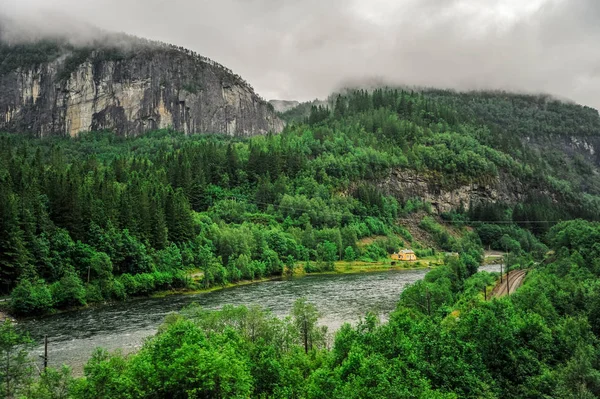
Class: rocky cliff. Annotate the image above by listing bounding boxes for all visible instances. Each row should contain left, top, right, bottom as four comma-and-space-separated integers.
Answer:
377, 170, 530, 214
0, 40, 284, 137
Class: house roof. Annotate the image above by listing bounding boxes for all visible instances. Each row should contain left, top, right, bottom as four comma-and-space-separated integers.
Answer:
399, 249, 415, 254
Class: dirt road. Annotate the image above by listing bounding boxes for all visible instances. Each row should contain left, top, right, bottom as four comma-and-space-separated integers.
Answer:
491, 269, 528, 298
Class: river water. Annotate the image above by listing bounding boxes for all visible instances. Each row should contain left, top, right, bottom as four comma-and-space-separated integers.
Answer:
23, 265, 500, 373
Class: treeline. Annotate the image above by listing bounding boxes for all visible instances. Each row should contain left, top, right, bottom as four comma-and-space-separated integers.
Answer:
4, 220, 600, 398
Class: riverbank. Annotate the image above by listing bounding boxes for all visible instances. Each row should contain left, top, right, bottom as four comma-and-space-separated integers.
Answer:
0, 309, 13, 322
152, 259, 435, 298
21, 263, 502, 376
4, 260, 433, 321
0, 299, 15, 322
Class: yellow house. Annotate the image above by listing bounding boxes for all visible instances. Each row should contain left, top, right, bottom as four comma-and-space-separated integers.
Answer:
391, 249, 417, 261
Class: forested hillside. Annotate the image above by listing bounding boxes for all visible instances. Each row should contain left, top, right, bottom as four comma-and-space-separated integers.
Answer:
2, 87, 600, 397
2, 88, 600, 316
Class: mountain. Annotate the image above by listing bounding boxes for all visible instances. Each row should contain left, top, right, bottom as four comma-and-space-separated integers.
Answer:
0, 35, 284, 137
288, 88, 600, 219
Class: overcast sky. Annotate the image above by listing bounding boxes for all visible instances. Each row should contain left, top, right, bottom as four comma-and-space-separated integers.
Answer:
1, 0, 599, 109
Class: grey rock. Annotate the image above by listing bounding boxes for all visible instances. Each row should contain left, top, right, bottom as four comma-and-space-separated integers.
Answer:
378, 169, 531, 214
0, 46, 284, 137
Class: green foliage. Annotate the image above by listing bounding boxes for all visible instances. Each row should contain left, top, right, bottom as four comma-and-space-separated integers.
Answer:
2, 86, 600, 320
10, 279, 53, 315
0, 320, 33, 398
344, 246, 356, 261
23, 366, 75, 399
50, 271, 87, 308
3, 85, 600, 396
7, 220, 600, 398
292, 298, 327, 354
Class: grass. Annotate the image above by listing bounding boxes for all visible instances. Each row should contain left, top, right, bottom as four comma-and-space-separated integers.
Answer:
295, 256, 443, 276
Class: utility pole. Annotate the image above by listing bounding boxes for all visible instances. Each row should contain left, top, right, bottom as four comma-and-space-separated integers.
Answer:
426, 286, 431, 316
506, 252, 510, 295
43, 335, 48, 371
303, 317, 308, 354
483, 286, 487, 301
500, 256, 503, 283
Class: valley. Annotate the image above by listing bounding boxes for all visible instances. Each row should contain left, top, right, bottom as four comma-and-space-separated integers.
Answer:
1, 28, 600, 398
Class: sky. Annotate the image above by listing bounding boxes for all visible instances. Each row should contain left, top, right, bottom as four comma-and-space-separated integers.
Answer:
1, 0, 599, 109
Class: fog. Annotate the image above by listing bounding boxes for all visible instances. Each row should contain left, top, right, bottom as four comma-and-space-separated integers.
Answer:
1, 0, 599, 109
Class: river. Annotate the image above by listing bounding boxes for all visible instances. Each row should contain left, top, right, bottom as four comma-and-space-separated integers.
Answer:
22, 265, 501, 373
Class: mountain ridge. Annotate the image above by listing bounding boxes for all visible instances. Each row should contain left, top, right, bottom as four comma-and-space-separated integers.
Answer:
0, 34, 284, 137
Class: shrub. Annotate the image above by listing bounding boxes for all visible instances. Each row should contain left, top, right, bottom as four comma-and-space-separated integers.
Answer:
171, 272, 190, 289
344, 246, 356, 261
133, 273, 156, 295
152, 271, 174, 289
415, 248, 435, 258
304, 261, 318, 274
10, 279, 53, 315
51, 272, 87, 308
85, 283, 104, 303
104, 278, 127, 300
119, 274, 139, 296
361, 243, 388, 261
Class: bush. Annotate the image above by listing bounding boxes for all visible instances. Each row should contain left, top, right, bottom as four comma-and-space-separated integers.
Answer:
104, 278, 127, 300
361, 243, 388, 261
119, 274, 139, 296
10, 279, 53, 315
415, 248, 435, 258
85, 283, 104, 303
152, 271, 174, 289
375, 236, 404, 254
304, 261, 318, 274
133, 273, 156, 295
51, 272, 87, 308
171, 272, 190, 289
344, 246, 356, 261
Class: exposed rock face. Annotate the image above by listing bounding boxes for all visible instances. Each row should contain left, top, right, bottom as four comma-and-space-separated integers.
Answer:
526, 134, 600, 166
0, 46, 284, 137
378, 170, 531, 214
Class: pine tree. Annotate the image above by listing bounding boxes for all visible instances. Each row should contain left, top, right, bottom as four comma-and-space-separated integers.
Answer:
0, 187, 29, 293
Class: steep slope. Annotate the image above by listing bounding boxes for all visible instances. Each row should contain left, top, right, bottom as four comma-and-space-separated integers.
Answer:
422, 90, 600, 191
0, 37, 284, 137
297, 88, 600, 219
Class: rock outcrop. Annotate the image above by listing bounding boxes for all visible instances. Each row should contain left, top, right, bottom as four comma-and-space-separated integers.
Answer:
0, 42, 284, 137
378, 170, 532, 214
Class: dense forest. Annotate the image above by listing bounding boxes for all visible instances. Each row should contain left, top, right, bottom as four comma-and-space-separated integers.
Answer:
1, 87, 600, 396
2, 88, 600, 316
4, 219, 600, 398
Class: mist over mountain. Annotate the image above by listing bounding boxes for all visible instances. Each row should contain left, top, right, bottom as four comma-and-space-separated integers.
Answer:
2, 0, 599, 110
0, 17, 283, 137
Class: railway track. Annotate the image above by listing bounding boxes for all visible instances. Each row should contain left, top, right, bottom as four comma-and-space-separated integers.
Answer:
490, 269, 528, 298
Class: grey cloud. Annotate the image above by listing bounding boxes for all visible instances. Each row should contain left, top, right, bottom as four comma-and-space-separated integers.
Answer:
1, 0, 599, 109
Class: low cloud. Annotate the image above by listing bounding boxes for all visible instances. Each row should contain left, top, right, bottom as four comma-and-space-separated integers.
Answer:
1, 0, 599, 109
